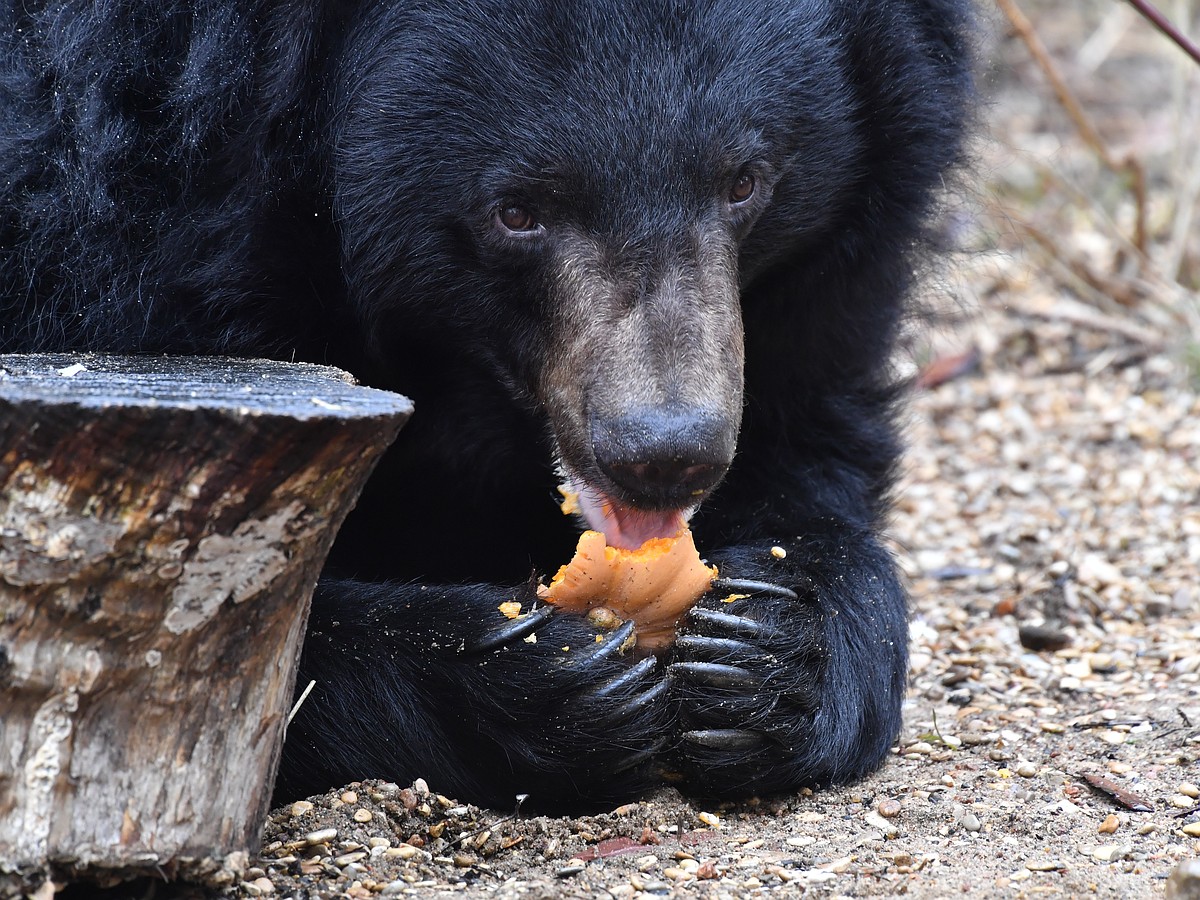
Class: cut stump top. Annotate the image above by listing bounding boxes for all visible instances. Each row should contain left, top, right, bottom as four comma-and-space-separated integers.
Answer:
0, 353, 413, 420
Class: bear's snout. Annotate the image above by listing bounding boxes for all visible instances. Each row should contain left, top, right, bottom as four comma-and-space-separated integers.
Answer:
590, 405, 736, 508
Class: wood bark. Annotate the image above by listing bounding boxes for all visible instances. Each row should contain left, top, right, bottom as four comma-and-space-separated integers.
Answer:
0, 354, 412, 893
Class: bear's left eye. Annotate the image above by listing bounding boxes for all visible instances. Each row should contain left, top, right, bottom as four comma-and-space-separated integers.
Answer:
497, 205, 539, 234
729, 172, 756, 205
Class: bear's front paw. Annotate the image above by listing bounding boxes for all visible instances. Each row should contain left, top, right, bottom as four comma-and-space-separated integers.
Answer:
463, 602, 672, 806
667, 580, 827, 796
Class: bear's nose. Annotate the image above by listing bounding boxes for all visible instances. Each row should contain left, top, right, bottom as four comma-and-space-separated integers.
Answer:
590, 406, 736, 506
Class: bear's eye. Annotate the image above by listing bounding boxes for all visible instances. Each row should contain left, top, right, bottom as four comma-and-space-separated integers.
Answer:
498, 205, 539, 233
729, 172, 756, 205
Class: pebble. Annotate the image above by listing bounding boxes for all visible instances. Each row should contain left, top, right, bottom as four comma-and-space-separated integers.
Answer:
960, 812, 982, 833
289, 801, 313, 818
1098, 814, 1120, 834
1180, 822, 1200, 838
1092, 844, 1131, 862
697, 811, 721, 827
1167, 859, 1200, 899
333, 851, 367, 867
380, 882, 406, 897
340, 791, 358, 804
1025, 859, 1063, 871
303, 828, 338, 846
1171, 795, 1196, 809
865, 811, 900, 838
877, 798, 903, 818
1180, 783, 1200, 799
353, 808, 372, 823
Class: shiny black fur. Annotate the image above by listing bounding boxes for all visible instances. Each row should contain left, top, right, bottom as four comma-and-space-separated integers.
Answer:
1, 0, 971, 810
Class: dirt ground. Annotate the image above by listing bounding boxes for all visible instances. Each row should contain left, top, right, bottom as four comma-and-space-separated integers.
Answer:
221, 3, 1200, 898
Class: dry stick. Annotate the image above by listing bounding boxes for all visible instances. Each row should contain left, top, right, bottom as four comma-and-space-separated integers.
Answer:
994, 0, 1149, 254
1125, 0, 1200, 67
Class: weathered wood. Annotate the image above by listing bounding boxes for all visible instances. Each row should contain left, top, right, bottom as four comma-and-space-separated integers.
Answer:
0, 354, 412, 893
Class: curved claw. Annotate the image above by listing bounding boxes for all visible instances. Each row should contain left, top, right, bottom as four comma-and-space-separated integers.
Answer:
561, 619, 637, 669
682, 728, 764, 751
675, 634, 769, 665
685, 606, 771, 640
597, 672, 673, 724
468, 604, 556, 654
585, 655, 659, 704
611, 736, 670, 774
669, 661, 760, 690
710, 577, 799, 601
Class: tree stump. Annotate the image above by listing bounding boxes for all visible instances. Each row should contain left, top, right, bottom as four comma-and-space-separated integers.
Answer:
0, 354, 412, 894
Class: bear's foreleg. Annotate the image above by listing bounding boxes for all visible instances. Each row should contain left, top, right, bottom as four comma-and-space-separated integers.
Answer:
276, 578, 671, 810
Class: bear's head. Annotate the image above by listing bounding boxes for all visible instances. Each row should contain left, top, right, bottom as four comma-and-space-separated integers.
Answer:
333, 0, 868, 548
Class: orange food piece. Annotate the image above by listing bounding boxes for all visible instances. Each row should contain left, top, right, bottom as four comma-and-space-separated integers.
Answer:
536, 529, 717, 651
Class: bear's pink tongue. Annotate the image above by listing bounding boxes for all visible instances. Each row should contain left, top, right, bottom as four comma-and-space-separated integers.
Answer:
575, 488, 686, 550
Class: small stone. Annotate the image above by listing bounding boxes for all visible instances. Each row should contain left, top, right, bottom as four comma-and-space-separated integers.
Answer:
340, 790, 359, 804
1025, 859, 1062, 872
1040, 721, 1066, 734
1171, 795, 1196, 809
770, 545, 787, 559
1167, 859, 1200, 898
303, 828, 338, 846
289, 801, 314, 818
877, 798, 903, 818
960, 812, 982, 832
1092, 845, 1131, 862
333, 851, 367, 867
1180, 783, 1200, 799
368, 837, 391, 849
865, 811, 899, 838
636, 855, 658, 871
353, 808, 373, 823
1181, 822, 1200, 837
697, 811, 721, 827
663, 866, 691, 881
1015, 762, 1038, 778
1019, 624, 1071, 652
380, 882, 406, 897
1098, 814, 1120, 834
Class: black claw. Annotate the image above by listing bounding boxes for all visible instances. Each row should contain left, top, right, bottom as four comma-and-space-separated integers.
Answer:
611, 737, 669, 774
683, 728, 763, 751
675, 634, 765, 664
669, 661, 759, 690
562, 619, 637, 669
585, 655, 659, 704
685, 606, 771, 639
468, 604, 556, 654
710, 577, 799, 601
599, 673, 672, 724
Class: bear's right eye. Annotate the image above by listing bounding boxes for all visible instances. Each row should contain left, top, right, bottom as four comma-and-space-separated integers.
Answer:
497, 205, 539, 234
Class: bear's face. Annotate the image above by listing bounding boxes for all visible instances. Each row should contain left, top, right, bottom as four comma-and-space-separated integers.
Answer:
334, 0, 862, 547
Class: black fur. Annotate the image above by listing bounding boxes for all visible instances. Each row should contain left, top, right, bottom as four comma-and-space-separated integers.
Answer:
1, 0, 971, 810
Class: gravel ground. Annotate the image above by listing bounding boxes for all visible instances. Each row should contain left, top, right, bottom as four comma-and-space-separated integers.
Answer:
100, 3, 1196, 898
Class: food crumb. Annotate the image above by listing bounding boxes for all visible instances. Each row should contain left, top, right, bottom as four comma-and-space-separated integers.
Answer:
558, 485, 580, 515
498, 601, 522, 619
770, 545, 787, 559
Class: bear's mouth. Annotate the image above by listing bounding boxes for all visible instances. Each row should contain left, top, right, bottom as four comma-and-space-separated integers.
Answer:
558, 470, 695, 550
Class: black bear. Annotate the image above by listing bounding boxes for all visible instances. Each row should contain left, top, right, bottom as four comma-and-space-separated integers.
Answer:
0, 0, 971, 810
